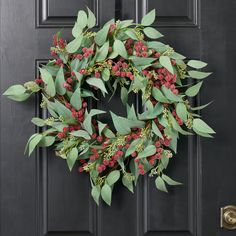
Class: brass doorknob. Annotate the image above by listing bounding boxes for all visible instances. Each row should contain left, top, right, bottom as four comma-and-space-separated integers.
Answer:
221, 205, 236, 230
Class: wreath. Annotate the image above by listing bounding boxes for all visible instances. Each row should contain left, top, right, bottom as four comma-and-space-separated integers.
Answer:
3, 8, 215, 205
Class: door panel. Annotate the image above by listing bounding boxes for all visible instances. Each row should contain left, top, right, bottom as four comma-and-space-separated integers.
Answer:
1, 1, 236, 236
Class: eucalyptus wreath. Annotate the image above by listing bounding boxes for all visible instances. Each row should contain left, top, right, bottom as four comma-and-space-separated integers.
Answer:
3, 8, 215, 205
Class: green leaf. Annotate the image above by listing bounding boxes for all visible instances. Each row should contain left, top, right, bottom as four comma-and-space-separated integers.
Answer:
187, 60, 207, 69
161, 85, 182, 102
28, 134, 43, 156
101, 184, 112, 205
103, 128, 115, 138
6, 93, 31, 101
87, 7, 96, 28
3, 84, 26, 96
170, 52, 186, 60
162, 174, 182, 185
24, 133, 38, 154
193, 128, 214, 138
125, 138, 141, 157
113, 39, 127, 59
185, 81, 203, 97
191, 101, 212, 111
147, 41, 168, 52
121, 87, 128, 105
83, 109, 106, 135
54, 100, 74, 122
137, 145, 156, 159
129, 56, 156, 66
67, 147, 78, 171
107, 170, 120, 186
91, 185, 101, 205
188, 70, 212, 79
152, 121, 163, 139
159, 56, 174, 74
110, 112, 145, 135
169, 131, 178, 153
95, 24, 110, 46
77, 10, 87, 29
72, 22, 82, 38
161, 155, 169, 170
38, 136, 55, 147
86, 77, 108, 94
143, 27, 163, 39
125, 29, 138, 40
168, 111, 192, 135
71, 130, 91, 140
119, 19, 134, 28
55, 67, 66, 95
176, 103, 188, 122
141, 9, 156, 26
193, 118, 215, 134
31, 117, 45, 127
127, 104, 138, 120
70, 87, 82, 110
122, 175, 134, 193
98, 121, 107, 136
110, 112, 131, 135
66, 36, 83, 53
102, 68, 110, 81
155, 176, 168, 193
152, 87, 169, 103
96, 41, 109, 62
39, 68, 56, 97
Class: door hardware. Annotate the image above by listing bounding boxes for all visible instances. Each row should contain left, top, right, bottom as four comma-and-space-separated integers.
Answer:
221, 205, 236, 230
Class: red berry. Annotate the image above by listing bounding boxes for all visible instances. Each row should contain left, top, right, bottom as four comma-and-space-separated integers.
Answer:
113, 155, 119, 161
95, 72, 101, 78
103, 159, 109, 166
57, 132, 65, 139
115, 71, 121, 76
78, 167, 84, 172
155, 141, 161, 147
67, 77, 73, 84
63, 127, 69, 133
97, 136, 103, 143
82, 47, 87, 53
109, 161, 115, 167
112, 65, 118, 72
121, 71, 126, 77
117, 150, 123, 156
131, 152, 137, 158
97, 166, 103, 173
76, 54, 83, 60
82, 101, 87, 108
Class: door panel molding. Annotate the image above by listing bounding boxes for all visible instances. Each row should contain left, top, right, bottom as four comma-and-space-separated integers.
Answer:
143, 0, 199, 28
35, 60, 97, 236
36, 0, 100, 28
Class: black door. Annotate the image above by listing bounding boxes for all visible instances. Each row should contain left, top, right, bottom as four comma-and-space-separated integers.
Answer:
1, 1, 236, 236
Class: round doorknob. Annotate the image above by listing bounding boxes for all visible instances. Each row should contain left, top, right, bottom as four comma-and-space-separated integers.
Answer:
221, 205, 236, 230
224, 210, 236, 225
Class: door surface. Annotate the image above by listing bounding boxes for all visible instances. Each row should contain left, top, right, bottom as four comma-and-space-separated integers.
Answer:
1, 1, 236, 236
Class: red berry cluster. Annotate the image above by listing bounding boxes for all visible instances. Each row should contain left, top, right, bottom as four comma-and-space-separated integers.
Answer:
134, 41, 149, 57
35, 77, 44, 85
125, 38, 134, 55
97, 149, 124, 173
172, 109, 183, 125
76, 47, 94, 60
63, 72, 77, 91
154, 66, 179, 94
111, 59, 134, 80
53, 34, 66, 49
